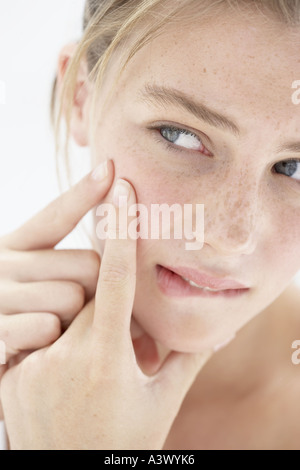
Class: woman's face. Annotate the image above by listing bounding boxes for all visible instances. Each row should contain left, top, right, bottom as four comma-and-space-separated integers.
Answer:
87, 10, 300, 352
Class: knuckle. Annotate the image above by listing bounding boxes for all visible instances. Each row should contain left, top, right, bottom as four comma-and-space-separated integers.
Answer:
100, 261, 132, 285
45, 341, 69, 367
18, 350, 43, 382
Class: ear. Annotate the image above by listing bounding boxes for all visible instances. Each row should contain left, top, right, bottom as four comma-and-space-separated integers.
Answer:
57, 42, 91, 147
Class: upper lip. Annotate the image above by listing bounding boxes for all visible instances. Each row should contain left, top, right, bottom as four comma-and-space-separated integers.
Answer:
164, 265, 249, 290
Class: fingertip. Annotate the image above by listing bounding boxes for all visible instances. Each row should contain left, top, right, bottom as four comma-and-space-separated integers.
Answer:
112, 178, 137, 208
91, 160, 108, 182
90, 159, 114, 184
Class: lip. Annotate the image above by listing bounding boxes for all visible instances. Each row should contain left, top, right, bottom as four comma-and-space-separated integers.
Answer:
164, 265, 248, 290
156, 265, 249, 299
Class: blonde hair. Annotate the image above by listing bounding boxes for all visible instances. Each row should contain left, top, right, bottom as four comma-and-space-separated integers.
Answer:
50, 0, 300, 184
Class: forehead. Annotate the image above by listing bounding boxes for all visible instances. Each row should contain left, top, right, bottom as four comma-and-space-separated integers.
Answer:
114, 10, 300, 130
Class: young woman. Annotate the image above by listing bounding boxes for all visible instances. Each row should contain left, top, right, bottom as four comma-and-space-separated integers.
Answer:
1, 0, 300, 449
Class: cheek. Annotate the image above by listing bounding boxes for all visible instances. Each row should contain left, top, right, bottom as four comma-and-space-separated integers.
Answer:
257, 203, 300, 290
94, 142, 195, 207
269, 213, 300, 271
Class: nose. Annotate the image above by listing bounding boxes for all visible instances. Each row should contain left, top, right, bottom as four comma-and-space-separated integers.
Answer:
202, 178, 261, 256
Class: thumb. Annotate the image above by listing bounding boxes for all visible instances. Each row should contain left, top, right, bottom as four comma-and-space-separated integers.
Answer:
2, 160, 114, 251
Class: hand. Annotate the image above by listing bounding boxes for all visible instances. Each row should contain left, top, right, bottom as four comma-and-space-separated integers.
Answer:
0, 177, 213, 450
0, 160, 114, 418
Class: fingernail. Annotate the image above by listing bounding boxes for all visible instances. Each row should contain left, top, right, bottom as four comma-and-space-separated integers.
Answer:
113, 179, 131, 207
91, 160, 108, 181
213, 334, 236, 352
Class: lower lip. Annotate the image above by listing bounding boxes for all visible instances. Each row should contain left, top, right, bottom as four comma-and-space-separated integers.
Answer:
156, 265, 249, 298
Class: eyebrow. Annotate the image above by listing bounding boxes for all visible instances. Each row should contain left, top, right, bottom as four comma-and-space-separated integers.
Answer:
138, 83, 241, 136
138, 83, 300, 156
276, 142, 300, 155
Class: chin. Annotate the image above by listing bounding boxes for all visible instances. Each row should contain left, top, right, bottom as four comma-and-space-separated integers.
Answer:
134, 311, 216, 353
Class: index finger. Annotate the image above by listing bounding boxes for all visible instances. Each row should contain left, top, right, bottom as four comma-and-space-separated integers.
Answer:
93, 178, 137, 350
2, 160, 114, 251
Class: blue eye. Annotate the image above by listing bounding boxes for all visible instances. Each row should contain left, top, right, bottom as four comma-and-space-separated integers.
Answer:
159, 126, 212, 156
160, 127, 201, 150
274, 160, 300, 181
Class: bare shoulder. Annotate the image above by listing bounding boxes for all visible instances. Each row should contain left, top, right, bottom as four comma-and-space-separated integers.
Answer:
266, 282, 300, 364
281, 282, 300, 311
265, 282, 300, 327
270, 282, 300, 449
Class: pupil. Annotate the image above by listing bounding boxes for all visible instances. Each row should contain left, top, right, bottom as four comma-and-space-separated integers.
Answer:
275, 161, 297, 177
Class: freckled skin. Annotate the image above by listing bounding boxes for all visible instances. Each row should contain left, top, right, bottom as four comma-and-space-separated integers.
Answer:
87, 10, 300, 353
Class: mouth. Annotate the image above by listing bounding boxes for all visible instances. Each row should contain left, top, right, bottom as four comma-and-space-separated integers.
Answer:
156, 265, 250, 298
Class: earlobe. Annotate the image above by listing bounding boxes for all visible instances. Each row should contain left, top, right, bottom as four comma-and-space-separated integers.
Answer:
57, 42, 91, 147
